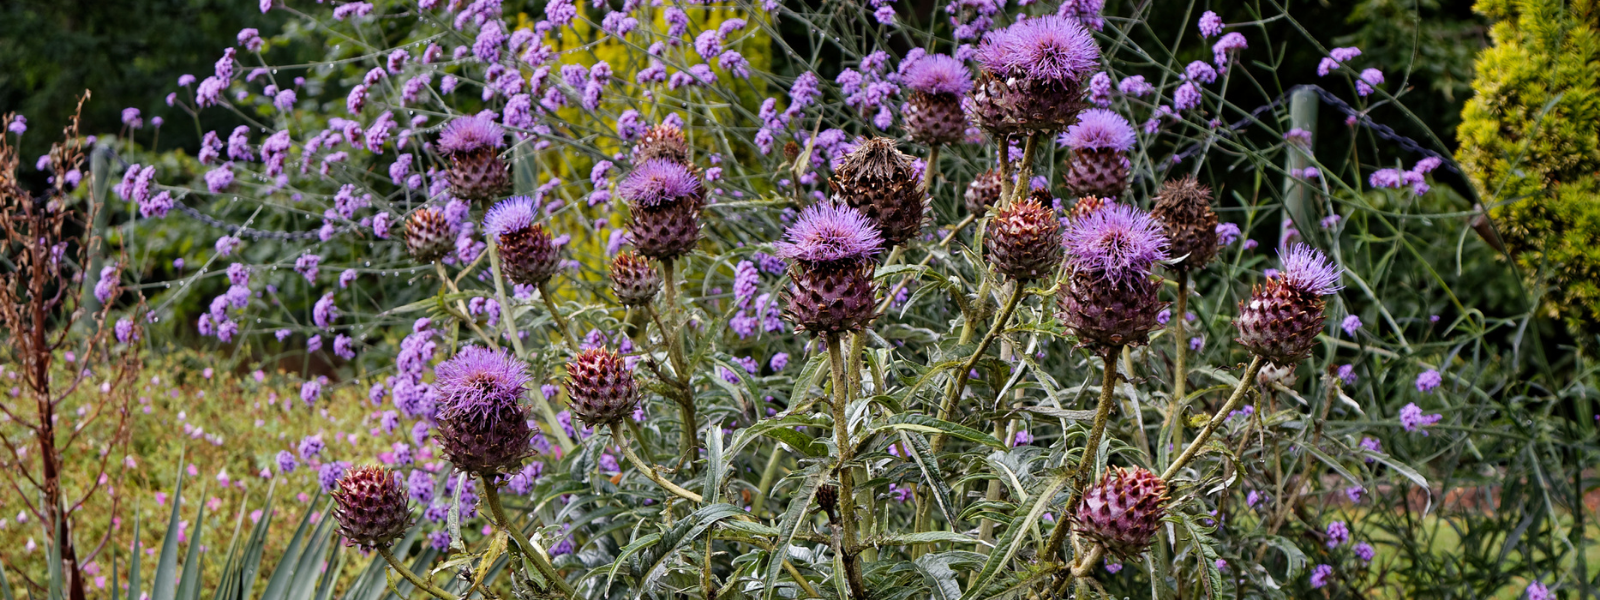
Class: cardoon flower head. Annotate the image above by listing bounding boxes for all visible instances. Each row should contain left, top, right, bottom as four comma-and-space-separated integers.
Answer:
633, 122, 693, 166
610, 251, 662, 306
618, 159, 702, 209
331, 465, 411, 550
1062, 109, 1135, 198
1234, 244, 1341, 364
967, 16, 1100, 134
902, 54, 973, 95
1062, 203, 1168, 282
438, 117, 509, 201
1150, 176, 1219, 272
986, 197, 1064, 281
434, 347, 534, 474
1073, 467, 1168, 559
565, 348, 640, 427
486, 197, 560, 287
829, 138, 924, 247
901, 54, 973, 145
1058, 203, 1167, 350
964, 168, 1004, 216
405, 207, 457, 263
973, 16, 1098, 84
774, 202, 884, 265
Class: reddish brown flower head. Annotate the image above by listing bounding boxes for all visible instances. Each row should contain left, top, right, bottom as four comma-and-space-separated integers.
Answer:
610, 251, 662, 306
783, 261, 878, 335
965, 168, 1005, 217
986, 196, 1064, 281
565, 348, 640, 427
486, 196, 561, 287
332, 465, 412, 550
404, 207, 456, 263
1150, 176, 1218, 272
829, 138, 926, 249
439, 119, 511, 203
633, 123, 692, 166
1235, 245, 1342, 365
1073, 466, 1168, 560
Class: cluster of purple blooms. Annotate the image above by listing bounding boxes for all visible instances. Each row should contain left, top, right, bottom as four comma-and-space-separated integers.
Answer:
1370, 156, 1442, 195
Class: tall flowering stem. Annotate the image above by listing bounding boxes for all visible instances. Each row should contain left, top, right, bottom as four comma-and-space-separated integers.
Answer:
488, 240, 574, 454
434, 261, 499, 352
1169, 270, 1190, 445
377, 547, 461, 600
480, 482, 577, 598
1044, 346, 1122, 564
826, 333, 869, 600
1161, 356, 1264, 480
659, 258, 698, 469
612, 422, 704, 503
932, 284, 1026, 452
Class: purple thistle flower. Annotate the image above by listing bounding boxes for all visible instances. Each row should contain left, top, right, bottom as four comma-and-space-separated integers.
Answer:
484, 196, 539, 237
901, 54, 972, 95
434, 346, 529, 419
774, 202, 883, 264
437, 116, 505, 154
974, 16, 1099, 84
1276, 244, 1343, 296
1061, 203, 1168, 282
1060, 109, 1136, 152
617, 159, 700, 208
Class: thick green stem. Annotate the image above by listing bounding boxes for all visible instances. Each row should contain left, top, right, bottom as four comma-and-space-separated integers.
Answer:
826, 334, 868, 600
613, 423, 704, 503
1047, 349, 1121, 562
435, 262, 499, 352
922, 144, 941, 195
878, 214, 977, 315
1005, 133, 1041, 208
490, 242, 574, 454
1166, 271, 1190, 457
1162, 356, 1265, 481
659, 258, 698, 468
538, 282, 574, 353
377, 547, 460, 600
477, 484, 576, 598
931, 284, 1025, 453
751, 444, 785, 515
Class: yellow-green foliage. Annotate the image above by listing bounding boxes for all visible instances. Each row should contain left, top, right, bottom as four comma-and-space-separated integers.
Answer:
1456, 0, 1600, 335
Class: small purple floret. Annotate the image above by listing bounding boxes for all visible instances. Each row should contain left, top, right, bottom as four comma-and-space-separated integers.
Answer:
1061, 108, 1136, 152
1276, 243, 1343, 296
1062, 203, 1169, 281
901, 54, 972, 95
617, 159, 701, 208
774, 202, 883, 264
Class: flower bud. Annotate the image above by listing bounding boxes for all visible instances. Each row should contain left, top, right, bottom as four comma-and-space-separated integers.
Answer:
404, 207, 455, 263
829, 138, 925, 248
565, 348, 640, 427
437, 117, 510, 202
332, 465, 411, 550
610, 251, 663, 306
1074, 467, 1168, 559
986, 196, 1064, 281
1150, 176, 1219, 272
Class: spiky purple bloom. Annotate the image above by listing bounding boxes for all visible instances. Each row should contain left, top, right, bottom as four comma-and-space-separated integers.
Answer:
1278, 244, 1343, 296
484, 195, 538, 237
902, 54, 972, 95
434, 346, 529, 417
974, 15, 1099, 84
437, 117, 505, 155
1062, 203, 1168, 281
617, 159, 701, 208
773, 203, 883, 265
1062, 109, 1136, 152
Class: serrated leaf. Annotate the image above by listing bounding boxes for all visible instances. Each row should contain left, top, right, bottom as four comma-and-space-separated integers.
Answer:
898, 431, 958, 529
876, 531, 974, 545
958, 474, 1067, 600
760, 466, 823, 600
605, 533, 662, 592
913, 551, 986, 600
883, 414, 1005, 449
